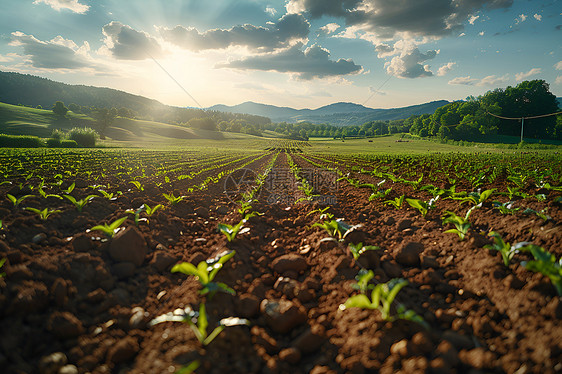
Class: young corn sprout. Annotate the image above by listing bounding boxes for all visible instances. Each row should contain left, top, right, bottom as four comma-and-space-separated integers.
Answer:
64, 195, 97, 212
456, 189, 495, 206
0, 257, 6, 278
520, 245, 562, 296
492, 201, 520, 215
163, 192, 186, 205
405, 196, 439, 217
171, 250, 236, 298
483, 232, 530, 267
312, 218, 361, 241
384, 195, 405, 209
6, 194, 33, 207
24, 207, 62, 221
89, 217, 127, 238
130, 180, 145, 191
442, 205, 479, 241
348, 242, 380, 261
149, 303, 248, 346
340, 278, 427, 328
61, 182, 75, 194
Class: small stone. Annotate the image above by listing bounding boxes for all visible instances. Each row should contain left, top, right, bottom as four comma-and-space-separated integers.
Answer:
10, 281, 49, 314
236, 293, 260, 318
292, 326, 326, 354
436, 340, 459, 367
396, 242, 423, 267
86, 288, 106, 304
48, 312, 84, 339
58, 365, 79, 374
279, 347, 301, 364
356, 248, 380, 269
39, 352, 67, 374
390, 339, 410, 357
150, 251, 177, 272
72, 235, 93, 252
274, 277, 299, 298
382, 261, 402, 278
129, 307, 148, 329
195, 206, 210, 219
429, 357, 451, 374
316, 237, 338, 250
397, 219, 413, 231
411, 331, 433, 355
384, 217, 396, 226
189, 252, 206, 265
260, 299, 306, 334
51, 278, 68, 307
421, 255, 439, 269
109, 226, 148, 267
216, 206, 229, 215
32, 233, 47, 244
459, 348, 495, 369
503, 274, 524, 289
271, 254, 308, 275
111, 262, 136, 279
107, 336, 139, 363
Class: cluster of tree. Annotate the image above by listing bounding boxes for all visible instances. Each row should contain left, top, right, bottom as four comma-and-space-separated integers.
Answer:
408, 80, 561, 141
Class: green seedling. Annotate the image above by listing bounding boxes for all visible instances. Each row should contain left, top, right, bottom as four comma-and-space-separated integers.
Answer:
171, 250, 236, 297
442, 206, 477, 241
535, 194, 547, 202
237, 200, 253, 215
6, 194, 33, 207
384, 195, 405, 209
217, 219, 246, 242
457, 189, 495, 206
0, 257, 6, 278
175, 361, 200, 374
130, 180, 144, 191
61, 182, 75, 194
484, 232, 521, 267
352, 269, 375, 294
306, 206, 333, 220
348, 242, 380, 261
340, 278, 427, 327
89, 216, 127, 238
492, 201, 520, 215
405, 197, 438, 217
98, 190, 116, 200
163, 192, 186, 205
312, 219, 361, 240
64, 195, 97, 212
523, 208, 551, 221
145, 203, 163, 216
520, 245, 562, 296
125, 205, 148, 226
24, 207, 62, 221
369, 188, 392, 201
38, 187, 62, 200
0, 219, 3, 230
149, 303, 248, 346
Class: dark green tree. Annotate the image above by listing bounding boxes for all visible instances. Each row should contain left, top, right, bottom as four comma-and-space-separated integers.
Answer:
52, 101, 68, 116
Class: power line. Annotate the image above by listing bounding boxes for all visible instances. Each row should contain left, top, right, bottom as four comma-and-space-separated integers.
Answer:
486, 110, 562, 120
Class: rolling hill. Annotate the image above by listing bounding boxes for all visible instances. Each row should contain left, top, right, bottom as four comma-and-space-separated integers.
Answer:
208, 100, 450, 125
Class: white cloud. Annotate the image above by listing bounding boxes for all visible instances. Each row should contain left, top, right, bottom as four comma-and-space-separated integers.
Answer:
160, 14, 309, 52
448, 74, 508, 86
515, 14, 527, 23
437, 62, 455, 76
515, 68, 541, 81
375, 43, 394, 58
533, 13, 542, 21
319, 23, 341, 35
217, 43, 362, 80
479, 31, 485, 36
458, 32, 466, 37
468, 15, 479, 25
385, 43, 438, 78
555, 76, 562, 85
555, 61, 562, 70
101, 22, 164, 60
9, 31, 94, 69
33, 0, 89, 14
265, 6, 277, 16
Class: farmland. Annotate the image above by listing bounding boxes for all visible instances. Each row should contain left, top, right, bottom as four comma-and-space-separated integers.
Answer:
0, 139, 561, 374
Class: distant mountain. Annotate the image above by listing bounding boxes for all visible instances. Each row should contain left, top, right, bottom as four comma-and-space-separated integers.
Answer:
209, 100, 450, 126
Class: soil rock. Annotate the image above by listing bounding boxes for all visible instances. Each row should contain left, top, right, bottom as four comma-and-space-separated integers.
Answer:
271, 254, 308, 275
292, 326, 326, 354
107, 336, 139, 364
260, 299, 307, 334
109, 227, 147, 267
396, 242, 423, 267
150, 251, 178, 272
38, 352, 67, 374
48, 312, 84, 339
111, 262, 136, 279
279, 347, 301, 364
236, 293, 260, 318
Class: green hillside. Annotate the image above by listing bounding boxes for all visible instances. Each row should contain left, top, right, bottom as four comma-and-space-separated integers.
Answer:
0, 102, 201, 143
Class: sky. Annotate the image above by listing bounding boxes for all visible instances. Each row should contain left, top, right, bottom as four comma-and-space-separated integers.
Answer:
0, 0, 560, 110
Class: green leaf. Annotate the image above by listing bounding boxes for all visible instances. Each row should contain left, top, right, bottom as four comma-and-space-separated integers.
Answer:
342, 294, 375, 310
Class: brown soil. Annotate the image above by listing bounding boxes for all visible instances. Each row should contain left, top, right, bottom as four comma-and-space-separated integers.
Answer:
0, 150, 561, 374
